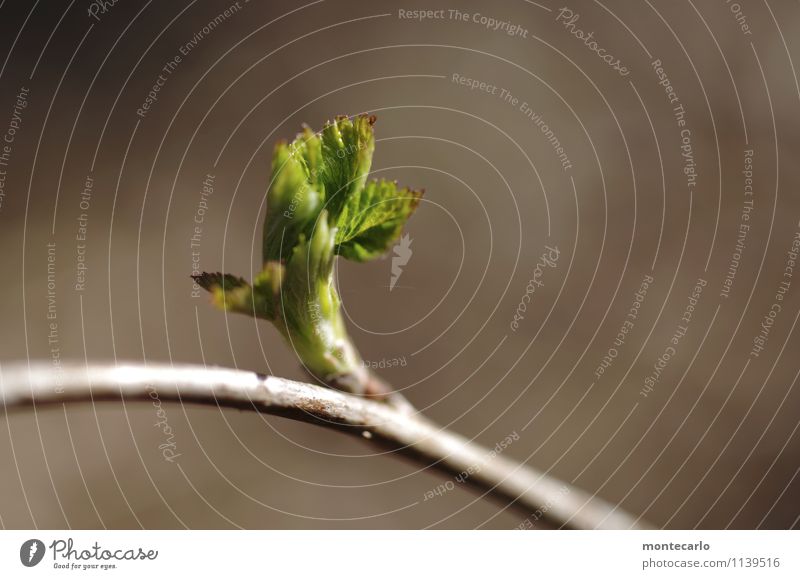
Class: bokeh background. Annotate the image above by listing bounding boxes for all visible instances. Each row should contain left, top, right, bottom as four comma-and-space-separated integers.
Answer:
0, 0, 798, 529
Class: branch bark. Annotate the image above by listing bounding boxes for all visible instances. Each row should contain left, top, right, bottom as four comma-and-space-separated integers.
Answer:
0, 361, 651, 530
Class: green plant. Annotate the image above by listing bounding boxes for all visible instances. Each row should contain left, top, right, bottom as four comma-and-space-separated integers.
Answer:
193, 115, 422, 405
3, 117, 648, 530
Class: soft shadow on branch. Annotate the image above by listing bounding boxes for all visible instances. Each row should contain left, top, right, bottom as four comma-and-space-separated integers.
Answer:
0, 361, 652, 530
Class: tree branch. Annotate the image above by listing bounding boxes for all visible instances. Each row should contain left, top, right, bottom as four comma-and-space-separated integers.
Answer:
0, 361, 651, 530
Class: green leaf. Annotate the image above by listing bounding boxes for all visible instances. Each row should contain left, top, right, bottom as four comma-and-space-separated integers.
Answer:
262, 139, 323, 263
193, 266, 284, 320
318, 115, 375, 219
334, 178, 423, 261
192, 272, 256, 316
261, 116, 375, 264
197, 115, 421, 390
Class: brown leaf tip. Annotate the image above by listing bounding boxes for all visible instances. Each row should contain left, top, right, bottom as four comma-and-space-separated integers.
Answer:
191, 272, 248, 292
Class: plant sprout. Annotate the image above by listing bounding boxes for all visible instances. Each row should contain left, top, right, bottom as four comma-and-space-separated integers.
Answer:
1, 114, 647, 528
193, 115, 422, 407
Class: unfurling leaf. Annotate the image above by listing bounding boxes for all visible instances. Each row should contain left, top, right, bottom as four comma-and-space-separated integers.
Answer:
195, 115, 423, 392
335, 178, 423, 261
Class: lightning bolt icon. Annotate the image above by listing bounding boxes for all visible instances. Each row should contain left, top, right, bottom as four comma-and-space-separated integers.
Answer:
390, 234, 413, 291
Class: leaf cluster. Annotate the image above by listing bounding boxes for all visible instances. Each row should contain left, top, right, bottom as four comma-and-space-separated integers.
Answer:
195, 115, 422, 382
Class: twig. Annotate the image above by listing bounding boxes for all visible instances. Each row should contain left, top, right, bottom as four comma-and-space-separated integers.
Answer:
0, 361, 651, 529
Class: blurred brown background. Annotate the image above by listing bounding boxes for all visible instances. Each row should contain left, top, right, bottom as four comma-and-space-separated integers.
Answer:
0, 0, 798, 529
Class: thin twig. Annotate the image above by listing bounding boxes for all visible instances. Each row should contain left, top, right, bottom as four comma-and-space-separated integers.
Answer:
0, 361, 651, 529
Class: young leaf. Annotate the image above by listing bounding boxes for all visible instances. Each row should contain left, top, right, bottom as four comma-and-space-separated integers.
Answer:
193, 266, 284, 321
195, 114, 421, 398
318, 115, 375, 219
334, 178, 423, 261
192, 273, 257, 317
262, 140, 322, 263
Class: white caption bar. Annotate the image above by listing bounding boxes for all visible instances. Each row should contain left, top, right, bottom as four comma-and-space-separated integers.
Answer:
0, 530, 797, 577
